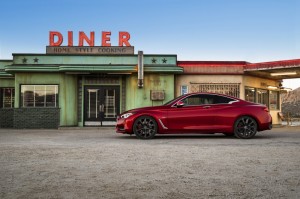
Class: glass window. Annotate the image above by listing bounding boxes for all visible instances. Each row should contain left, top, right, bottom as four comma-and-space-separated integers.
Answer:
35, 85, 45, 107
182, 94, 234, 106
181, 85, 188, 95
269, 90, 279, 110
45, 86, 58, 107
245, 87, 256, 102
182, 95, 202, 106
21, 85, 58, 107
0, 88, 15, 108
212, 95, 236, 104
257, 89, 268, 106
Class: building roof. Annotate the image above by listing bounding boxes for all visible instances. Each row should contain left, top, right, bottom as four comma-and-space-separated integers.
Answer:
245, 59, 300, 70
1, 56, 300, 79
244, 59, 300, 80
177, 59, 300, 79
3, 54, 183, 74
177, 61, 247, 75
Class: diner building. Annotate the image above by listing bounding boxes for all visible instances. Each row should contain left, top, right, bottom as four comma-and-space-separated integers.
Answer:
1, 43, 300, 128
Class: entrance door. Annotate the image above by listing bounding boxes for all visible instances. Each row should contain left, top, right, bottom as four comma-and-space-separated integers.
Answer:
84, 86, 120, 126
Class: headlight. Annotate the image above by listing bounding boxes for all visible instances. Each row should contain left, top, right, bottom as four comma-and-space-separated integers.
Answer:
121, 112, 133, 119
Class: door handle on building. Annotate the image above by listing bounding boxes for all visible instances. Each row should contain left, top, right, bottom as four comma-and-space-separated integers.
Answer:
99, 104, 104, 112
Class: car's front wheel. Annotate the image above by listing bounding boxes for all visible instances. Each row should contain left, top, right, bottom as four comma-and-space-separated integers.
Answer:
234, 116, 257, 139
133, 116, 157, 139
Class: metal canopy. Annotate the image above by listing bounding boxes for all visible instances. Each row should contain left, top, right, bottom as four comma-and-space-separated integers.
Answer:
4, 64, 183, 74
244, 60, 300, 80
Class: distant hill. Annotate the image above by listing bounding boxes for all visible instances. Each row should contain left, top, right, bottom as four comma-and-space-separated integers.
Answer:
281, 87, 300, 117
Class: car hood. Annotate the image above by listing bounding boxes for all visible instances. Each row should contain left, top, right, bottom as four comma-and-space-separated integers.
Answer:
123, 105, 167, 114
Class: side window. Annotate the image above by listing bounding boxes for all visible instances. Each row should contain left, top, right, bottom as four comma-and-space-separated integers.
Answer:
182, 95, 202, 106
182, 94, 214, 106
182, 94, 236, 106
213, 95, 235, 104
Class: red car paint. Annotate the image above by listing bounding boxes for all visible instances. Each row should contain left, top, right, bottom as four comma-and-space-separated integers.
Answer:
116, 93, 272, 139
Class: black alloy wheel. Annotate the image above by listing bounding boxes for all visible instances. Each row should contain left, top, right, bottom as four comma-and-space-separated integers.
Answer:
234, 116, 257, 139
133, 116, 157, 139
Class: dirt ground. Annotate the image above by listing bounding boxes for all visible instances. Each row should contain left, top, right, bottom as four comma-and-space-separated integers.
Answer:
0, 127, 299, 199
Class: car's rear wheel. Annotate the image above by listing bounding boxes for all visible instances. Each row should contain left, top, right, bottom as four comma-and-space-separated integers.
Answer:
234, 116, 257, 139
133, 116, 157, 139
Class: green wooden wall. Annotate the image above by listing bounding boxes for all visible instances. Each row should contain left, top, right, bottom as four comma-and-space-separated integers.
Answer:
126, 74, 175, 110
14, 73, 77, 126
0, 78, 15, 87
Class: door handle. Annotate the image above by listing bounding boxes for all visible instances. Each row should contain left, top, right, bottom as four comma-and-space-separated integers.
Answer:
203, 106, 211, 109
99, 104, 104, 112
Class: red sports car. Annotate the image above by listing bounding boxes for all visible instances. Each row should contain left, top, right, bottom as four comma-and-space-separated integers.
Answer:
116, 92, 272, 139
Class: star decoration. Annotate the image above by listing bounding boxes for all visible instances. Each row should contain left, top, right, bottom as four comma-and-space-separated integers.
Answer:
34, 58, 39, 63
22, 58, 27, 64
151, 58, 157, 64
162, 58, 167, 63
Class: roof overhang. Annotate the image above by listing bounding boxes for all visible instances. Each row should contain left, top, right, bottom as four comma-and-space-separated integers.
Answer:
245, 60, 300, 80
4, 64, 183, 74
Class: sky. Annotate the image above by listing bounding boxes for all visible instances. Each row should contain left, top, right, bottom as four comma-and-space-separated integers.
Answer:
0, 0, 299, 89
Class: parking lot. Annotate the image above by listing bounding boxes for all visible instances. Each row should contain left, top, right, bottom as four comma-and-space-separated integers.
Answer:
0, 127, 299, 199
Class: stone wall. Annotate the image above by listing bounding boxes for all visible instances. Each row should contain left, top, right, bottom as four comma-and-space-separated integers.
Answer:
0, 108, 60, 129
0, 108, 14, 128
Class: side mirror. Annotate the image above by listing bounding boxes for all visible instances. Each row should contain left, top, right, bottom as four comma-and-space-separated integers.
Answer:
176, 101, 185, 107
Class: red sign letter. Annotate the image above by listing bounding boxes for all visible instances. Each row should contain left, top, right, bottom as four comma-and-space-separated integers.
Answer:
49, 31, 63, 46
119, 32, 131, 46
102, 31, 111, 46
79, 31, 95, 46
68, 31, 73, 46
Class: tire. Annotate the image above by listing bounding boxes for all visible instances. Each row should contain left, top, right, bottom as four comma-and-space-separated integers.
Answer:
234, 116, 257, 139
133, 116, 157, 139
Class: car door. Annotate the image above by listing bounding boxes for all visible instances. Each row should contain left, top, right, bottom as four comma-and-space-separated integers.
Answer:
207, 95, 239, 131
167, 94, 217, 132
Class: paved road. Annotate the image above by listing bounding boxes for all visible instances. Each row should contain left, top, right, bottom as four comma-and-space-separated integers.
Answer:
0, 127, 299, 199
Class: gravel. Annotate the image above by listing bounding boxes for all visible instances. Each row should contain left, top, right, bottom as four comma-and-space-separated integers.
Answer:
0, 127, 299, 199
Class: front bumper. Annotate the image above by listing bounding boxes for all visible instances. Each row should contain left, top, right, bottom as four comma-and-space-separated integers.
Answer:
116, 117, 134, 134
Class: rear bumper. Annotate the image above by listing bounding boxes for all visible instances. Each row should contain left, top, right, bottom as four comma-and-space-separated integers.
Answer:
259, 116, 272, 131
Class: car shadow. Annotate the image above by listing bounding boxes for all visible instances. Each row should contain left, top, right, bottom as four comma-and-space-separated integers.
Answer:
116, 133, 271, 140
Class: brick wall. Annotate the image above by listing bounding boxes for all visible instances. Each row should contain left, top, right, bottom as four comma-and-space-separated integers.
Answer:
0, 108, 60, 129
0, 108, 14, 128
14, 108, 60, 129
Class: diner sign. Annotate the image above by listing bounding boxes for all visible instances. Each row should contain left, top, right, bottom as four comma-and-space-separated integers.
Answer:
46, 31, 134, 55
46, 46, 134, 55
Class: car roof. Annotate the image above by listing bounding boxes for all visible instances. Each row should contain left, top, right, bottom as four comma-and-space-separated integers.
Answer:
183, 92, 239, 99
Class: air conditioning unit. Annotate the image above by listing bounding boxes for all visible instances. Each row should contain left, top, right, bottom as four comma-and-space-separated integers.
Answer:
150, 90, 165, 101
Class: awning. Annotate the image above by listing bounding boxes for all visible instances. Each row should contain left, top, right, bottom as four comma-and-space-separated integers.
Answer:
245, 59, 300, 80
59, 65, 136, 73
5, 64, 183, 74
5, 65, 59, 73
0, 70, 14, 77
144, 65, 183, 73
